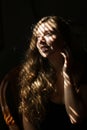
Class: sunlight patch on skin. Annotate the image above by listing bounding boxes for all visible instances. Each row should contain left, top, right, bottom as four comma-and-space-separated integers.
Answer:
69, 106, 79, 117
64, 80, 71, 88
4, 114, 15, 125
35, 22, 58, 56
63, 71, 71, 89
69, 114, 77, 124
37, 25, 45, 37
37, 22, 56, 42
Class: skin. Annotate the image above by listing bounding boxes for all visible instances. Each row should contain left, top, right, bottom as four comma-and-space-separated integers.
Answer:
36, 21, 65, 103
36, 21, 87, 123
36, 23, 57, 57
22, 18, 87, 130
2, 17, 87, 130
36, 22, 64, 58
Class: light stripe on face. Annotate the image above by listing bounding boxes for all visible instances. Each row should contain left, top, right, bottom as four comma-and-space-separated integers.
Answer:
36, 21, 58, 57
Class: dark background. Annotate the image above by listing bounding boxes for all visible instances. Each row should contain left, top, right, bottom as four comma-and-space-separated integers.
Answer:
0, 0, 87, 78
0, 0, 87, 129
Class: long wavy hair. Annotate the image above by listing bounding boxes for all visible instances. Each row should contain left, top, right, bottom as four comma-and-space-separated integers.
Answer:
19, 16, 73, 127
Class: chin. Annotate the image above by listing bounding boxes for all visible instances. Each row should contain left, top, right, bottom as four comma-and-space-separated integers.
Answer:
41, 52, 49, 58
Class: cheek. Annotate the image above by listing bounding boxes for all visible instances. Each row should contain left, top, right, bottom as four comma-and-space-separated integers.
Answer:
36, 41, 43, 53
46, 36, 57, 45
36, 42, 40, 50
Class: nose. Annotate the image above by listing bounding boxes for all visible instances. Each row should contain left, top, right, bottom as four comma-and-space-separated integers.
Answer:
38, 35, 45, 43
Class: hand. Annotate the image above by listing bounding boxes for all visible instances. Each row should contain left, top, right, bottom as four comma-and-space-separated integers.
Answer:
61, 52, 71, 88
4, 113, 15, 126
61, 52, 68, 72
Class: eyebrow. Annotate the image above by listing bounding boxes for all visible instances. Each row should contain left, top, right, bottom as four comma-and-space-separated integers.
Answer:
36, 29, 57, 37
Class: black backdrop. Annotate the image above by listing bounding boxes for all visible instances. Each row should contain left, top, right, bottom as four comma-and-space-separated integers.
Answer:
0, 0, 87, 78
0, 0, 87, 129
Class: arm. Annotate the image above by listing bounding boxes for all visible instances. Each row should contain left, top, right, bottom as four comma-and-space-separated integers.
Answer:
0, 77, 20, 130
64, 78, 87, 124
62, 52, 87, 124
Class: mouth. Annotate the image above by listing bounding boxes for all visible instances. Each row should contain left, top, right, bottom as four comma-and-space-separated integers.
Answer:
40, 45, 50, 52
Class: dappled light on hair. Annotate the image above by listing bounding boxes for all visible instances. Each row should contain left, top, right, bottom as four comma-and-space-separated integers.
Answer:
18, 15, 87, 129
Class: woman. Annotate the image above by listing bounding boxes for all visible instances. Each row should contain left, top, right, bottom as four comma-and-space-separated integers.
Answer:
19, 16, 87, 130
0, 16, 87, 130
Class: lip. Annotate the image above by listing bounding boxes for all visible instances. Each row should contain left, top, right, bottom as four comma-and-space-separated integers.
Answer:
41, 48, 49, 52
40, 45, 49, 52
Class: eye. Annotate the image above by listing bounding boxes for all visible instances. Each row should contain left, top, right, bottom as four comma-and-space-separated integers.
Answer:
37, 35, 40, 39
45, 32, 52, 37
37, 35, 42, 40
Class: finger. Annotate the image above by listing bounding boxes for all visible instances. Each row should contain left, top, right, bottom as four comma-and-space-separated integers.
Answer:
4, 114, 15, 125
61, 52, 67, 70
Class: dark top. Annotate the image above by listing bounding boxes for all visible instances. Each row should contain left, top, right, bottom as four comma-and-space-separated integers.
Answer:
39, 101, 87, 130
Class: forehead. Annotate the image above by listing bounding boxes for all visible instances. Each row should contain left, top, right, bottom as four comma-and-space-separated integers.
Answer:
37, 20, 57, 35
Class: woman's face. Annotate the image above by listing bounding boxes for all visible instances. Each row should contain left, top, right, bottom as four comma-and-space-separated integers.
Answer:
36, 21, 60, 58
